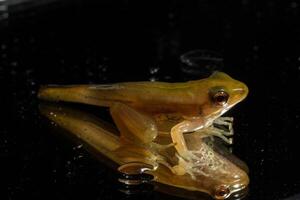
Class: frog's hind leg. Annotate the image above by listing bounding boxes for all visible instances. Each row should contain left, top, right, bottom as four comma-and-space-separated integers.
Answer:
110, 103, 158, 144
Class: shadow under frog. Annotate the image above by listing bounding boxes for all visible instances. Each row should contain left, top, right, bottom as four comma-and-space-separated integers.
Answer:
38, 72, 249, 199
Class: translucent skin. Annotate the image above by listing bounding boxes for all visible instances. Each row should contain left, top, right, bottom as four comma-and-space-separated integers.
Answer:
38, 71, 249, 199
38, 72, 248, 118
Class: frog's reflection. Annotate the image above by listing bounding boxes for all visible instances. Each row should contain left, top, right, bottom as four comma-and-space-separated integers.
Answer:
40, 103, 249, 199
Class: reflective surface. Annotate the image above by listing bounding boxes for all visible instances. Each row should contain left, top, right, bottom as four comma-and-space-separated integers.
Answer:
39, 103, 249, 199
1, 1, 300, 200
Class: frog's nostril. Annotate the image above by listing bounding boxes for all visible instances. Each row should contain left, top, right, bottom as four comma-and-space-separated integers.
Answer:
233, 84, 249, 97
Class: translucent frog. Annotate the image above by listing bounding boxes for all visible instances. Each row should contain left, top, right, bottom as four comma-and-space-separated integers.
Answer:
39, 71, 249, 199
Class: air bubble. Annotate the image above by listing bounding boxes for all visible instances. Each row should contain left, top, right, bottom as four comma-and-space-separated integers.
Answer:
149, 66, 159, 74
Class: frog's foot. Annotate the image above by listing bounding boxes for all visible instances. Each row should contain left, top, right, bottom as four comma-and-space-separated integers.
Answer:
159, 142, 223, 179
209, 117, 234, 144
172, 153, 210, 179
178, 148, 203, 161
213, 117, 234, 135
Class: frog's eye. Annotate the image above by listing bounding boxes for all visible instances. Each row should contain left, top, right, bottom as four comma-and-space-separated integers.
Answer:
211, 90, 229, 106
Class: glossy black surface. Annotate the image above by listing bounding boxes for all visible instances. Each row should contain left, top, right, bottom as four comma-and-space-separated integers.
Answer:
1, 1, 300, 199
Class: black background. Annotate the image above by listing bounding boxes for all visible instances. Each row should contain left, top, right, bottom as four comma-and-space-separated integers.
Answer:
1, 0, 300, 199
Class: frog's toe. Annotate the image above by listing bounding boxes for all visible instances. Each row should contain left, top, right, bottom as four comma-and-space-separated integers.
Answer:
182, 150, 202, 161
214, 117, 234, 131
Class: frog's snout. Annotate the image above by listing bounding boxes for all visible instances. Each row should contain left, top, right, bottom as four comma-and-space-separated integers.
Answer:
241, 83, 249, 97
231, 83, 249, 103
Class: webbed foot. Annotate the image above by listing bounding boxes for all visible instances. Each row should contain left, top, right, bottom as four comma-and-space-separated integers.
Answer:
213, 117, 234, 135
209, 117, 234, 144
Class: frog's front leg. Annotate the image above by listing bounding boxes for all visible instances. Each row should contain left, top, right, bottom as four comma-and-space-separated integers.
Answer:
171, 118, 206, 160
110, 103, 158, 144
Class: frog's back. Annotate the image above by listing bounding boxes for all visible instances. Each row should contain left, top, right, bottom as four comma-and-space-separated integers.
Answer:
38, 80, 205, 114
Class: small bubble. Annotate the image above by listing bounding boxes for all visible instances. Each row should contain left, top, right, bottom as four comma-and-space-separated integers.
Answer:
253, 45, 259, 51
164, 75, 172, 80
168, 13, 174, 19
87, 71, 93, 76
290, 2, 298, 8
29, 81, 36, 86
25, 69, 33, 75
99, 65, 107, 72
66, 171, 72, 178
13, 37, 19, 43
149, 66, 159, 74
1, 44, 6, 50
260, 159, 264, 165
149, 77, 157, 82
50, 121, 57, 126
73, 144, 83, 150
74, 155, 84, 160
10, 62, 18, 67
241, 0, 248, 6
256, 11, 262, 18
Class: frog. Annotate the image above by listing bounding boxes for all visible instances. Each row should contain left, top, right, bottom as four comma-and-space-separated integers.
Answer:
39, 85, 249, 199
38, 71, 248, 163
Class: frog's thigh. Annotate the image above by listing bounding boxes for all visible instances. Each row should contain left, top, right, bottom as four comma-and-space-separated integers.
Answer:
110, 103, 158, 144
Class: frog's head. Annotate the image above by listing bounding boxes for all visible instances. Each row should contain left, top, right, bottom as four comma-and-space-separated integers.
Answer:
197, 71, 248, 120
